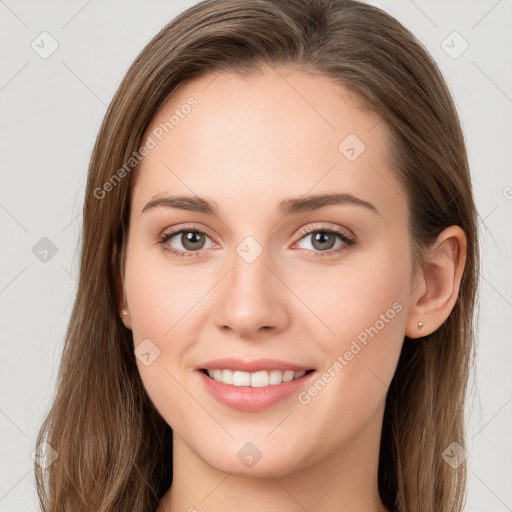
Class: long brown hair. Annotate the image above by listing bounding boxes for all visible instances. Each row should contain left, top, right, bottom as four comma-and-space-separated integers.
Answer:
34, 1, 479, 510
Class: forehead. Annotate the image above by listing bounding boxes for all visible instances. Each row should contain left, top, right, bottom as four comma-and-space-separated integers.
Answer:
131, 66, 406, 223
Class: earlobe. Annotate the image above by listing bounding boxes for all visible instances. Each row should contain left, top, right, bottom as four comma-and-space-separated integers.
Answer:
112, 242, 132, 330
120, 308, 132, 329
406, 225, 467, 339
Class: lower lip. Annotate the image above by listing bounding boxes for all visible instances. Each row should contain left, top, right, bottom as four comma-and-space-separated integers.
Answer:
198, 370, 316, 411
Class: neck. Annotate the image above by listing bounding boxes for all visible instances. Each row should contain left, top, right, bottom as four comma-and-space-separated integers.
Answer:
157, 400, 389, 512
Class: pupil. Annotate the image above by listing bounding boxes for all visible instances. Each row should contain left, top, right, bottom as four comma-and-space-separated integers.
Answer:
183, 231, 204, 250
314, 232, 335, 250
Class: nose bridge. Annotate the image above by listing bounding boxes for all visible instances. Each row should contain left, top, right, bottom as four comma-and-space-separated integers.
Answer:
213, 237, 289, 336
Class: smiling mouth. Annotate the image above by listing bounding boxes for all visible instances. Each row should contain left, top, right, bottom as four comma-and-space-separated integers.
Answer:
201, 368, 315, 387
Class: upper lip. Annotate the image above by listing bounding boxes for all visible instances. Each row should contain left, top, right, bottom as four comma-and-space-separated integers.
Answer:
197, 357, 314, 373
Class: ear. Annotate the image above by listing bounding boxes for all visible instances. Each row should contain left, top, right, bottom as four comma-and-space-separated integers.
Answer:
112, 241, 132, 330
405, 225, 467, 339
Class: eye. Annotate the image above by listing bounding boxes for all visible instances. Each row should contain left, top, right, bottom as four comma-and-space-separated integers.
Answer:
158, 223, 355, 260
158, 224, 217, 258
293, 225, 355, 258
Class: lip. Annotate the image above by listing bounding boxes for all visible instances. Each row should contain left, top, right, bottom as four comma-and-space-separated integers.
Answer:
196, 360, 316, 412
197, 357, 313, 373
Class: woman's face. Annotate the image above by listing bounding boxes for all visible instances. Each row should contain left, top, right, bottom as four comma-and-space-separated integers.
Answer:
123, 65, 416, 477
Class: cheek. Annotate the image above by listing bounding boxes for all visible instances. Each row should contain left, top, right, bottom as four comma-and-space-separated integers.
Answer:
123, 244, 220, 408
124, 243, 215, 341
290, 244, 410, 344
123, 246, 209, 426
291, 257, 408, 443
293, 243, 410, 397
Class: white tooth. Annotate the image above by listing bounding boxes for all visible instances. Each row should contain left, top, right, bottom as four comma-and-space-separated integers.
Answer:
222, 369, 234, 385
269, 370, 284, 385
282, 370, 294, 383
232, 370, 251, 386
208, 368, 306, 386
251, 370, 270, 387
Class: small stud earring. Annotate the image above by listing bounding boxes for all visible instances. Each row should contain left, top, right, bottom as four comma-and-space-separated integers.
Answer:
120, 309, 129, 317
418, 321, 423, 330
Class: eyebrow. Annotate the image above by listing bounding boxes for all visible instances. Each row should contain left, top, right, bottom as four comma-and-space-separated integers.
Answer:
142, 192, 379, 216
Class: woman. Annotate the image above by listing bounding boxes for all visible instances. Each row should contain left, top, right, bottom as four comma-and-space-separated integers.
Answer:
34, 0, 479, 511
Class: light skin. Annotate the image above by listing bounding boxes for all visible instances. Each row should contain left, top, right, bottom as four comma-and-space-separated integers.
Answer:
117, 65, 466, 512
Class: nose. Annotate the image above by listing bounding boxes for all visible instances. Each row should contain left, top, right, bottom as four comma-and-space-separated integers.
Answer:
212, 246, 291, 339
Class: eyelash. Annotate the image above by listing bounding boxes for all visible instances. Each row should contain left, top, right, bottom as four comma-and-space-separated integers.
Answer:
157, 224, 355, 260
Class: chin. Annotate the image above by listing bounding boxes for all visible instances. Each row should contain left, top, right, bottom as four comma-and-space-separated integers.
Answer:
193, 437, 313, 478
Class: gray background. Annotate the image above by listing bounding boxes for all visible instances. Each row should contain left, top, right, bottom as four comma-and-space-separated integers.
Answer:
1, 0, 511, 510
